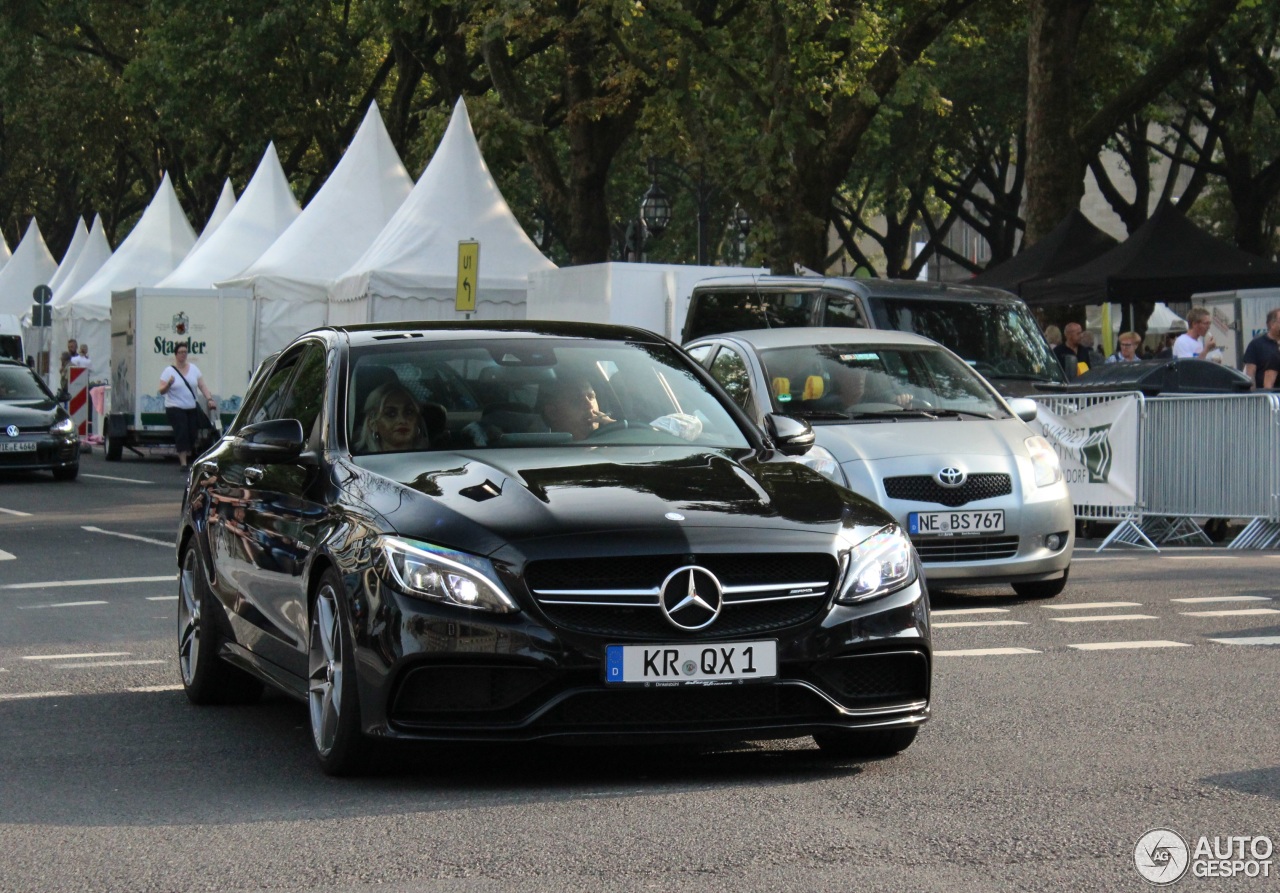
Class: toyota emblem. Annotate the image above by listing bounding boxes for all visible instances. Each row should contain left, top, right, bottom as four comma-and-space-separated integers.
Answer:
935, 466, 966, 488
5, 425, 17, 438
659, 566, 724, 631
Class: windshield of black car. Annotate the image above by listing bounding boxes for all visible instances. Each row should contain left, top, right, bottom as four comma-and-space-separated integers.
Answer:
756, 343, 1009, 420
865, 297, 1065, 383
0, 365, 51, 401
346, 338, 751, 454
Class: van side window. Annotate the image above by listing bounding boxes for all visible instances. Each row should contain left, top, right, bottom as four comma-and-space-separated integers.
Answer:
708, 347, 754, 414
823, 297, 866, 329
686, 290, 766, 340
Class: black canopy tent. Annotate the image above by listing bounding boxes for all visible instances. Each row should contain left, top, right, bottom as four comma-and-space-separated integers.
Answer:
970, 209, 1119, 295
1021, 203, 1280, 307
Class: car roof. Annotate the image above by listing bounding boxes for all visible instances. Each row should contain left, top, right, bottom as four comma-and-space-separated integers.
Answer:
690, 275, 1020, 304
692, 327, 942, 351
328, 319, 671, 349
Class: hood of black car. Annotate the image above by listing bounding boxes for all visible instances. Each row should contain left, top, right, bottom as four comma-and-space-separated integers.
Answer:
345, 446, 891, 557
0, 399, 60, 425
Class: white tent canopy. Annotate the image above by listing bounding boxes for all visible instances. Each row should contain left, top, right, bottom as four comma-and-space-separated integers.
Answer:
159, 145, 298, 289
329, 97, 555, 325
47, 218, 89, 295
51, 215, 112, 307
188, 179, 237, 256
0, 219, 58, 319
0, 231, 11, 270
55, 174, 195, 376
221, 103, 413, 362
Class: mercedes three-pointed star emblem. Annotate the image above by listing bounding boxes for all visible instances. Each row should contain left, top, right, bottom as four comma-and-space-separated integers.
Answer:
659, 566, 724, 631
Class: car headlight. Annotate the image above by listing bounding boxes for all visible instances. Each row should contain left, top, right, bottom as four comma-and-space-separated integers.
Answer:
377, 536, 519, 614
1025, 435, 1063, 487
794, 445, 848, 487
837, 525, 916, 605
50, 417, 75, 435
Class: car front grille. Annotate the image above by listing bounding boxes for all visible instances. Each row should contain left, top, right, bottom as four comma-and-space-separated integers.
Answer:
803, 651, 929, 708
524, 553, 837, 638
913, 535, 1020, 562
883, 473, 1012, 507
538, 683, 833, 729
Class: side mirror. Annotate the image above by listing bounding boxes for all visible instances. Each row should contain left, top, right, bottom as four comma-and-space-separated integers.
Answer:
764, 413, 815, 456
234, 418, 305, 463
1007, 397, 1040, 423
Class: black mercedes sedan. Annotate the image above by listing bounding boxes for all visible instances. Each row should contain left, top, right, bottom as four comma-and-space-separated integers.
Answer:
0, 358, 79, 481
177, 322, 930, 774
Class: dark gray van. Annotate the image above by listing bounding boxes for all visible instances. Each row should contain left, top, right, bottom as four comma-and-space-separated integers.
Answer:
683, 276, 1065, 396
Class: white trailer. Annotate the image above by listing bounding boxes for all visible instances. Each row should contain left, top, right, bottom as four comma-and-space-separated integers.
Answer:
526, 262, 768, 340
1195, 288, 1280, 373
105, 287, 253, 460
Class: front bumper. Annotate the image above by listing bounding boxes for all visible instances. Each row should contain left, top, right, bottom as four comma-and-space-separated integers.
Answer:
0, 434, 79, 472
345, 573, 931, 744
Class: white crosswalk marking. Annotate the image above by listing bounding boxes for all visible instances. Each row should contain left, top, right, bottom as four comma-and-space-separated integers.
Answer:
1069, 641, 1192, 651
1179, 609, 1280, 618
932, 608, 1010, 616
1052, 614, 1157, 623
1207, 636, 1280, 646
1042, 602, 1142, 610
934, 648, 1041, 656
1171, 596, 1272, 603
933, 620, 1027, 629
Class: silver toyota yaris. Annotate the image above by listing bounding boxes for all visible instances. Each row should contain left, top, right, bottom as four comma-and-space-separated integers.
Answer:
686, 327, 1074, 597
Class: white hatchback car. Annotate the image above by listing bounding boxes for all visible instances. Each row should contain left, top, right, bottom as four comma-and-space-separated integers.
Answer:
687, 328, 1074, 597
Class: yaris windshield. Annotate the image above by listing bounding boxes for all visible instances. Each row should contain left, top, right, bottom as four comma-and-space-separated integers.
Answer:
347, 338, 751, 454
757, 343, 1009, 421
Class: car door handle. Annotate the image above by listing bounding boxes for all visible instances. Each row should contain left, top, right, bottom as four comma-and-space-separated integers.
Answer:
244, 466, 264, 485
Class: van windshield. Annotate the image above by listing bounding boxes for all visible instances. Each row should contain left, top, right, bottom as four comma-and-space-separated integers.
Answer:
864, 297, 1064, 383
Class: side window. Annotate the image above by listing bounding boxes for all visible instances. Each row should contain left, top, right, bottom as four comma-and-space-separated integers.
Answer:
823, 297, 866, 329
708, 346, 755, 414
236, 355, 300, 430
685, 344, 714, 366
277, 343, 328, 436
685, 289, 766, 340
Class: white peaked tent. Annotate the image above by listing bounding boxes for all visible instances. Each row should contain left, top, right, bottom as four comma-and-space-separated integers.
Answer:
0, 219, 58, 319
47, 218, 90, 294
221, 103, 414, 363
159, 145, 298, 288
55, 175, 196, 377
188, 179, 237, 256
51, 216, 112, 307
329, 97, 556, 325
0, 231, 11, 270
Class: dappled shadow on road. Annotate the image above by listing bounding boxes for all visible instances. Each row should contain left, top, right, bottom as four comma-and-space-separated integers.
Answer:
1201, 766, 1280, 801
0, 688, 873, 828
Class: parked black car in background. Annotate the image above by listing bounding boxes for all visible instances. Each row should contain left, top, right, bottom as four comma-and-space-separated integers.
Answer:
1038, 358, 1253, 396
177, 322, 931, 774
0, 358, 79, 480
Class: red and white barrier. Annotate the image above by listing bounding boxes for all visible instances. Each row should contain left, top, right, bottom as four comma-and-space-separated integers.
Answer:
68, 366, 89, 437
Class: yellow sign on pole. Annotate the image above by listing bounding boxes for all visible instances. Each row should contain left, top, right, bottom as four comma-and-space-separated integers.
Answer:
456, 240, 480, 313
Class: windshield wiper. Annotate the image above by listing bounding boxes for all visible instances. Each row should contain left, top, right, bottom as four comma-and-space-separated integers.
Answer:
784, 409, 851, 421
984, 372, 1055, 381
926, 408, 1001, 420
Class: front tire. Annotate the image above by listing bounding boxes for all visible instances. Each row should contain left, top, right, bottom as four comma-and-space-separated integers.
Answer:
105, 431, 122, 461
178, 542, 263, 705
308, 568, 368, 776
1012, 568, 1069, 599
814, 726, 919, 759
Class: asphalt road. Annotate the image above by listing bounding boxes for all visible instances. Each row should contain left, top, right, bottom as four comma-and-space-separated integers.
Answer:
1, 451, 1277, 893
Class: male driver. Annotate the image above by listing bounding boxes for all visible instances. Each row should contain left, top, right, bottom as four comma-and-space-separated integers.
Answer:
1053, 322, 1090, 379
1241, 308, 1280, 389
1172, 307, 1217, 359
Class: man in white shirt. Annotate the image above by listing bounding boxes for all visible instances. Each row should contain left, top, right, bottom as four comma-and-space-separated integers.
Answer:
1172, 307, 1216, 359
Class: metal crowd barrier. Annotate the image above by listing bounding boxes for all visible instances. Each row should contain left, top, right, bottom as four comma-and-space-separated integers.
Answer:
1032, 391, 1280, 551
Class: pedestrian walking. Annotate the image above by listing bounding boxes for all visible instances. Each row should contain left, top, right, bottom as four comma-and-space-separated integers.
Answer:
158, 343, 216, 469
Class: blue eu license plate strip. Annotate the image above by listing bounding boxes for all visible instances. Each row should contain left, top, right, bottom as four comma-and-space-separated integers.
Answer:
604, 641, 777, 685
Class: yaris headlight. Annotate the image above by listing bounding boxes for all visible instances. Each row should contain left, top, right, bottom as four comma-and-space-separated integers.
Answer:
50, 417, 75, 435
377, 536, 518, 614
837, 525, 916, 605
1025, 435, 1063, 487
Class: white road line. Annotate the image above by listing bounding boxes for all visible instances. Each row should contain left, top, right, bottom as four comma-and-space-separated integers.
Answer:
1069, 640, 1192, 651
18, 600, 109, 609
54, 659, 166, 669
80, 473, 153, 484
0, 691, 72, 701
933, 620, 1028, 629
932, 608, 1010, 616
1042, 601, 1142, 611
81, 526, 174, 547
23, 652, 130, 661
1052, 614, 1157, 623
1072, 556, 1137, 562
0, 549, 13, 561
1179, 608, 1280, 617
934, 647, 1041, 656
145, 596, 178, 601
1208, 636, 1280, 646
1171, 596, 1273, 603
1, 575, 173, 590
0, 506, 33, 517
129, 684, 183, 692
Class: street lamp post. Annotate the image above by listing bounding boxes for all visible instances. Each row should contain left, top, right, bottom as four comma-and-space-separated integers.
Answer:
639, 156, 717, 265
